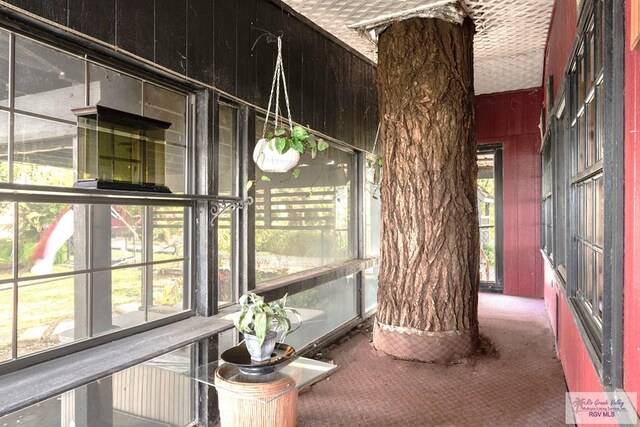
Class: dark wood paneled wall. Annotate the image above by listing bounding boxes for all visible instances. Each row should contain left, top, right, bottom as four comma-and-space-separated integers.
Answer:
5, 0, 378, 150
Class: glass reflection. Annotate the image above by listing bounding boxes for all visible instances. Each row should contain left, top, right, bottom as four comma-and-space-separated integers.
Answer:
0, 345, 196, 426
254, 119, 355, 283
13, 114, 75, 187
14, 36, 85, 121
89, 63, 142, 115
283, 274, 358, 350
0, 111, 7, 182
17, 274, 88, 357
0, 285, 12, 362
0, 29, 8, 107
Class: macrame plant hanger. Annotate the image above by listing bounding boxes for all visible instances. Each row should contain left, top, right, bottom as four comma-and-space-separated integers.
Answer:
252, 36, 301, 173
262, 36, 293, 141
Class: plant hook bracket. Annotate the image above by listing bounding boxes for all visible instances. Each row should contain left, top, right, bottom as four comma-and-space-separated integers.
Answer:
210, 197, 254, 225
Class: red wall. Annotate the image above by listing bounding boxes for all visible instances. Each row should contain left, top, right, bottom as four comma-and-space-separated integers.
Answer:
543, 0, 577, 102
544, 260, 603, 393
476, 88, 544, 298
624, 0, 640, 404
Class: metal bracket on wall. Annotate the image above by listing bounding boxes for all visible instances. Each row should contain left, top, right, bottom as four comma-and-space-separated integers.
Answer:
210, 197, 254, 225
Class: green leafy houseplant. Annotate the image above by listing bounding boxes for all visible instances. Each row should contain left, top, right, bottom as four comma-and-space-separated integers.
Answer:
234, 292, 301, 360
249, 125, 330, 186
268, 125, 329, 159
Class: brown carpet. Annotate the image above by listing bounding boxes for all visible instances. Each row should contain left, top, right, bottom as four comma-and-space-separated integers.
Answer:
297, 293, 568, 427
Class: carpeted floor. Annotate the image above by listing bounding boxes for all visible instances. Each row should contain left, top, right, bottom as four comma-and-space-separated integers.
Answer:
297, 293, 568, 427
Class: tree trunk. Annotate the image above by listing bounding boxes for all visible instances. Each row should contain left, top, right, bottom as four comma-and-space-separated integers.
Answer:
373, 17, 479, 362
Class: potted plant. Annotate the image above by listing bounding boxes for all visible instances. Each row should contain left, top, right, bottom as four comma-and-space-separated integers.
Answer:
250, 35, 329, 179
233, 292, 301, 362
253, 125, 329, 175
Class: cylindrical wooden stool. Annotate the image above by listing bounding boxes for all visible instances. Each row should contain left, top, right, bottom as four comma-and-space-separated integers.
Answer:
214, 364, 298, 427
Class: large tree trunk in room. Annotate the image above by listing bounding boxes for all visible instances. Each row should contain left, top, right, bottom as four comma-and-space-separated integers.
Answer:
373, 17, 479, 362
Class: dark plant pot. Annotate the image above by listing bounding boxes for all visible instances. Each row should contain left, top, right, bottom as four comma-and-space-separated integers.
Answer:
244, 330, 277, 362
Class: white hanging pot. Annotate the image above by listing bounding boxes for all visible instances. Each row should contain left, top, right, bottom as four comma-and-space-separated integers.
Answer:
253, 138, 300, 173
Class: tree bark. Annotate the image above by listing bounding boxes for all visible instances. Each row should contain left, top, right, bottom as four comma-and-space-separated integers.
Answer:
373, 17, 479, 362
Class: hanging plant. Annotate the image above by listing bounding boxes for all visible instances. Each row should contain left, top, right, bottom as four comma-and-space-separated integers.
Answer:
250, 36, 329, 183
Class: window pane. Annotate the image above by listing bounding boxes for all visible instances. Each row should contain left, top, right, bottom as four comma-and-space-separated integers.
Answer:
577, 243, 583, 296
254, 120, 356, 283
151, 206, 186, 262
596, 85, 604, 161
364, 265, 379, 312
0, 201, 12, 281
586, 180, 593, 242
283, 274, 358, 350
365, 158, 381, 257
13, 114, 75, 186
587, 100, 595, 168
596, 175, 603, 247
0, 285, 12, 362
218, 211, 234, 307
577, 184, 584, 238
218, 105, 237, 197
150, 260, 187, 319
586, 26, 594, 91
0, 111, 7, 182
586, 249, 594, 310
577, 112, 586, 173
596, 1, 603, 75
14, 36, 85, 121
104, 266, 144, 334
143, 83, 187, 147
577, 53, 585, 106
18, 203, 78, 278
580, 244, 587, 296
595, 252, 603, 318
111, 205, 143, 266
0, 29, 8, 107
17, 273, 88, 357
89, 64, 142, 115
573, 122, 580, 175
165, 143, 186, 194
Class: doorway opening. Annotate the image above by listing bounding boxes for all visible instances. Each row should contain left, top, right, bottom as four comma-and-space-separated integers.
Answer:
477, 146, 504, 293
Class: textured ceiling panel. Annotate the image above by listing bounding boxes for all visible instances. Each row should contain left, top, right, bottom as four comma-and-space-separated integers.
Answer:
282, 0, 554, 94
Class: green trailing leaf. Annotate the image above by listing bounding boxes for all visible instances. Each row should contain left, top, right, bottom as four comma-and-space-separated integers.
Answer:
292, 125, 309, 141
317, 139, 329, 151
311, 147, 317, 159
377, 157, 383, 167
275, 137, 287, 154
261, 175, 271, 182
291, 168, 300, 179
254, 312, 268, 345
291, 138, 305, 153
246, 180, 255, 191
274, 126, 286, 137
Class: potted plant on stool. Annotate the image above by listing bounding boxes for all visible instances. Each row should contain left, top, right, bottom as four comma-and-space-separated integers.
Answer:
234, 292, 301, 362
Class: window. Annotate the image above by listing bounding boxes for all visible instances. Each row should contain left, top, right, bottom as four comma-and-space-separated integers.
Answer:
553, 101, 568, 276
541, 134, 553, 259
364, 155, 381, 312
254, 118, 356, 284
569, 11, 604, 336
0, 30, 191, 366
217, 103, 238, 307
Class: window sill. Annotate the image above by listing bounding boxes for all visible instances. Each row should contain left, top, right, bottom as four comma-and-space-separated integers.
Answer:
0, 315, 232, 417
254, 258, 379, 301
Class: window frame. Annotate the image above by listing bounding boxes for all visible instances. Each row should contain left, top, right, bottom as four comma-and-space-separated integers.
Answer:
0, 24, 207, 374
542, 0, 624, 388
